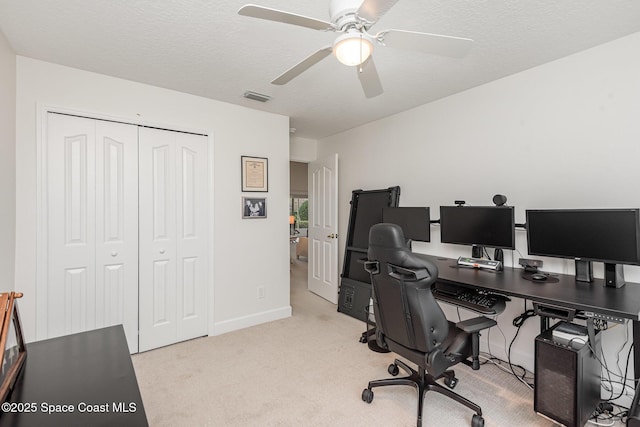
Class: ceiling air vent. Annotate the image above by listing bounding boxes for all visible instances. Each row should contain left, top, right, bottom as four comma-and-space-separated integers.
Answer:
243, 91, 271, 102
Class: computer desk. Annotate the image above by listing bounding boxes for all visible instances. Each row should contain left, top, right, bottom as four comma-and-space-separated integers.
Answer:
416, 253, 640, 384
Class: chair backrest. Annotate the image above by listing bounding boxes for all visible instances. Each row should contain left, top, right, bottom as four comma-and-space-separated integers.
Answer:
367, 223, 449, 353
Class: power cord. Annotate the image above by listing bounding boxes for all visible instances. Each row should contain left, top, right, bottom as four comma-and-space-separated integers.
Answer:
589, 401, 628, 425
507, 301, 537, 387
512, 309, 536, 328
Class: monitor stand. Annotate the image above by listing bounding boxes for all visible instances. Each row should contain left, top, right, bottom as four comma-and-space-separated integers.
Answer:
604, 263, 625, 288
494, 248, 504, 263
472, 245, 484, 259
575, 260, 593, 283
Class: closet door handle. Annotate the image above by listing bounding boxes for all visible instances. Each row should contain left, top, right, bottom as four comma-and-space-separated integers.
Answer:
159, 249, 165, 254
111, 251, 118, 257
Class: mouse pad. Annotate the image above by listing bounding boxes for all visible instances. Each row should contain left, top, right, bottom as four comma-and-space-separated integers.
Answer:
521, 271, 560, 283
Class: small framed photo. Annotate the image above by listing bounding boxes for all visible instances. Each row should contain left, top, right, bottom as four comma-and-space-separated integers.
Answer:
243, 197, 267, 219
241, 156, 268, 192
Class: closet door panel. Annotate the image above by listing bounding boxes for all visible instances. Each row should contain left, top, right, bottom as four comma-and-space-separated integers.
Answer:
45, 114, 96, 339
95, 120, 139, 353
44, 115, 138, 352
138, 127, 178, 352
176, 133, 208, 341
139, 128, 208, 351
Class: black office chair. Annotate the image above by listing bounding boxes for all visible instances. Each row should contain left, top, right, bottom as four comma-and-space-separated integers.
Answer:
361, 223, 496, 427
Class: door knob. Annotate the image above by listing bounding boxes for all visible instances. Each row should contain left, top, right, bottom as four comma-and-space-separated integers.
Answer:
159, 249, 165, 254
327, 233, 338, 239
111, 251, 118, 257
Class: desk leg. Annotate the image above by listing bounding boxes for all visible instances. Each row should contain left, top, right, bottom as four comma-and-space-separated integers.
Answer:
634, 320, 640, 385
540, 316, 549, 332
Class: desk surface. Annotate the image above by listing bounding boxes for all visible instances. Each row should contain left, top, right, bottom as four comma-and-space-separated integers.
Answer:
420, 254, 640, 321
3, 325, 148, 427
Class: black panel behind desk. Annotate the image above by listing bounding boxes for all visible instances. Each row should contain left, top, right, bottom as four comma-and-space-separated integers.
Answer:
3, 325, 148, 427
338, 187, 400, 321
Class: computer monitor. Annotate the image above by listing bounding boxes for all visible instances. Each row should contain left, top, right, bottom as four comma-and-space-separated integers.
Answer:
382, 207, 430, 242
439, 206, 516, 250
526, 209, 640, 287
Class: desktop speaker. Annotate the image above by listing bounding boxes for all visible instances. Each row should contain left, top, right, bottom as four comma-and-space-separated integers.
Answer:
534, 326, 600, 427
604, 263, 625, 288
575, 260, 593, 283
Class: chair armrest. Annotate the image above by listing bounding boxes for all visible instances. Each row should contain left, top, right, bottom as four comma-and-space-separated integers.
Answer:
388, 264, 429, 281
364, 260, 379, 274
456, 316, 497, 333
457, 316, 497, 370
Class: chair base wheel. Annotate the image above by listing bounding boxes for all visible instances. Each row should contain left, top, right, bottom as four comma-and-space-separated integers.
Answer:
388, 363, 400, 376
362, 388, 374, 403
471, 414, 484, 427
444, 375, 458, 389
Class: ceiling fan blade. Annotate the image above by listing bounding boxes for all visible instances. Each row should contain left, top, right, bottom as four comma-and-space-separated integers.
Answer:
357, 57, 383, 98
378, 29, 474, 58
272, 46, 333, 85
357, 0, 400, 23
238, 4, 334, 31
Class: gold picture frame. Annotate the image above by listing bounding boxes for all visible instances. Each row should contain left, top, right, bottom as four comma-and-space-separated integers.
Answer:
0, 292, 26, 404
241, 156, 268, 192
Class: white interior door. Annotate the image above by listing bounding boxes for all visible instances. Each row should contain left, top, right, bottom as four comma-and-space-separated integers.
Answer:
43, 113, 139, 352
308, 153, 339, 304
138, 127, 208, 352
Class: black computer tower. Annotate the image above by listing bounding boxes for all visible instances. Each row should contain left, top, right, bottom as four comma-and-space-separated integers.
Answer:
629, 384, 640, 427
534, 324, 601, 427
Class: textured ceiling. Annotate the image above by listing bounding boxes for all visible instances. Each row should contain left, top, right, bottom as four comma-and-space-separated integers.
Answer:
1, 0, 639, 139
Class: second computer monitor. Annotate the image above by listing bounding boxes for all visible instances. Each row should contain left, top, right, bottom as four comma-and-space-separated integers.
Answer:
440, 206, 516, 249
526, 209, 640, 265
382, 207, 431, 242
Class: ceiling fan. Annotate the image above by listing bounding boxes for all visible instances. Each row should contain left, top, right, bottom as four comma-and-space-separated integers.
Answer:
238, 0, 474, 98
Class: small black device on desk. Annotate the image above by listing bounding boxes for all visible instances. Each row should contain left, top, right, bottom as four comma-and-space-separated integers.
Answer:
456, 256, 503, 271
433, 282, 509, 315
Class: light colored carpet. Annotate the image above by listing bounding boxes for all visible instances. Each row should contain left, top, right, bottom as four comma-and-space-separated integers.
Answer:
132, 261, 580, 426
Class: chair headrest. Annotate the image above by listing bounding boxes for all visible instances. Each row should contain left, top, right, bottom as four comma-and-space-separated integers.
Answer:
369, 223, 408, 251
368, 223, 438, 275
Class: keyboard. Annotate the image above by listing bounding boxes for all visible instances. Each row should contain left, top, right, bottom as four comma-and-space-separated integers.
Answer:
433, 287, 508, 315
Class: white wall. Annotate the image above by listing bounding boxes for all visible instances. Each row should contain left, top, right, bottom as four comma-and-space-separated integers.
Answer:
0, 32, 16, 293
15, 57, 291, 342
289, 136, 317, 163
318, 32, 640, 398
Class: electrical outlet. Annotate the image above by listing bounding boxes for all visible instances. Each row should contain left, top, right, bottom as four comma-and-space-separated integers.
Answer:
257, 286, 265, 299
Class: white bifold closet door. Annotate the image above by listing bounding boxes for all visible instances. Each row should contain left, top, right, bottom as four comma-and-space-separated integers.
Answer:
45, 113, 139, 352
42, 113, 209, 354
138, 127, 209, 352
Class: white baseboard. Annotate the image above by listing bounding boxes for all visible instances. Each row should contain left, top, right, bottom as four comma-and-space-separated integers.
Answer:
210, 306, 292, 336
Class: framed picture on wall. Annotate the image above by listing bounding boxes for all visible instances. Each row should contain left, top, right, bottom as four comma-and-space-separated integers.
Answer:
241, 156, 268, 192
243, 197, 267, 219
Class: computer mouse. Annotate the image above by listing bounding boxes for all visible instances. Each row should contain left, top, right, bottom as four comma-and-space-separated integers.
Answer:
531, 273, 547, 281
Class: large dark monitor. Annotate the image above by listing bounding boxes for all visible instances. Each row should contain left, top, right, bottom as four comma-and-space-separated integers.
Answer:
440, 206, 516, 250
382, 207, 430, 242
526, 209, 640, 287
526, 209, 640, 264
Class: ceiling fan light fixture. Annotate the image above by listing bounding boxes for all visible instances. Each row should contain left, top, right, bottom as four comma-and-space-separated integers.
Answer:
333, 31, 373, 66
